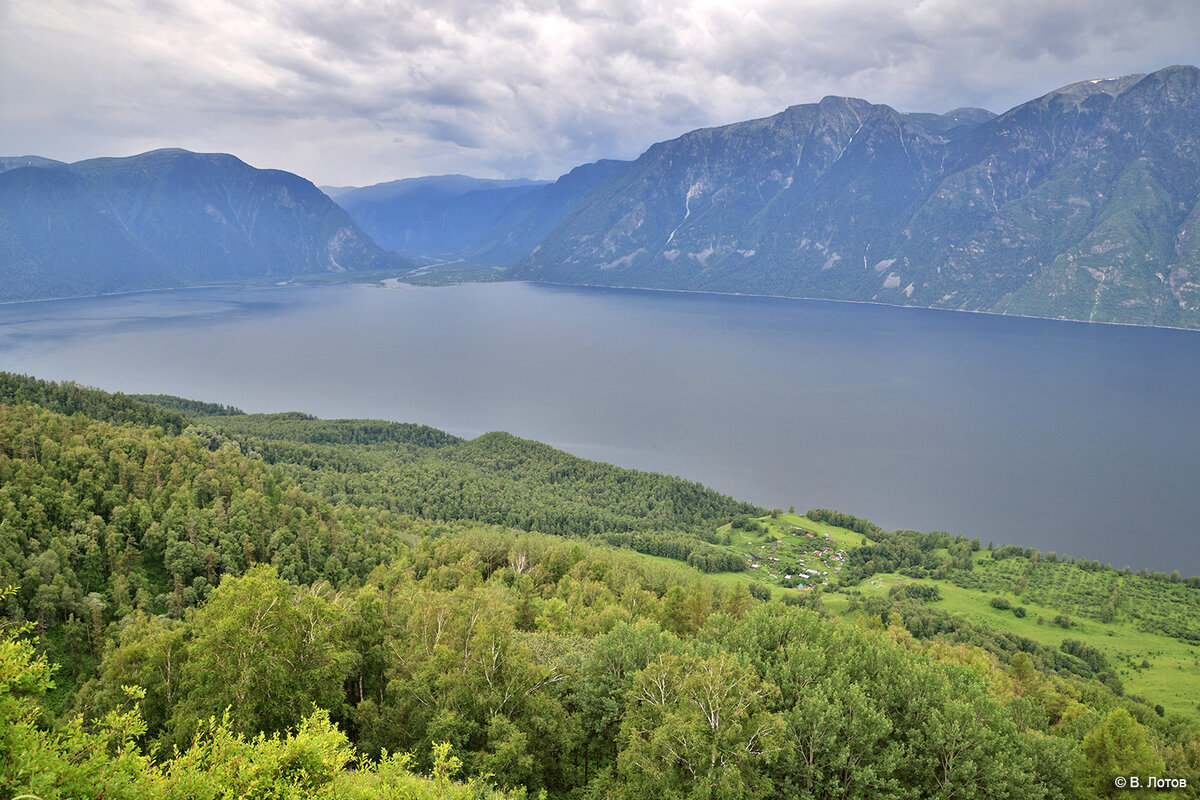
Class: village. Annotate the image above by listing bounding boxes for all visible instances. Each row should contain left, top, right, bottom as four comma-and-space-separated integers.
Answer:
741, 524, 849, 590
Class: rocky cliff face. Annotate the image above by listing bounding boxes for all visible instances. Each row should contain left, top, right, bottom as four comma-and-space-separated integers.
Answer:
0, 149, 405, 301
515, 66, 1200, 328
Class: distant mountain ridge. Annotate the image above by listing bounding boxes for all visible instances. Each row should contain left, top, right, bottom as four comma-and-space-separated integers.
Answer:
0, 155, 68, 173
331, 174, 550, 256
0, 149, 406, 302
458, 159, 635, 265
509, 65, 1200, 328
331, 163, 632, 261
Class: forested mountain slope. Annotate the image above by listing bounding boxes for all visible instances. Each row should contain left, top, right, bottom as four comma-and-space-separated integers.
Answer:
186, 410, 758, 547
2, 373, 1198, 798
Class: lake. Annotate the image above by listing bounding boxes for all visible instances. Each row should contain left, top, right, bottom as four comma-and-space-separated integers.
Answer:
2, 281, 1198, 576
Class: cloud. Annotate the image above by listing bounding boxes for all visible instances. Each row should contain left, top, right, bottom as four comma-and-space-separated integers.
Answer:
2, 0, 1198, 185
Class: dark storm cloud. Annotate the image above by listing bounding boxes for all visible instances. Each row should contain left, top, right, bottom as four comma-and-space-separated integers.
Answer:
2, 0, 1198, 185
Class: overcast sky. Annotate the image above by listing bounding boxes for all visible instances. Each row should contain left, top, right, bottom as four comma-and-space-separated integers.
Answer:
2, 0, 1198, 186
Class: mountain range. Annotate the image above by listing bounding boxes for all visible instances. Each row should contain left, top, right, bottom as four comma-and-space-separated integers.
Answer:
508, 66, 1200, 328
0, 149, 404, 302
3, 66, 1199, 327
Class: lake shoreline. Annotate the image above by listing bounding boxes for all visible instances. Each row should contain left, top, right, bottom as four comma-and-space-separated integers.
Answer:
529, 280, 1200, 334
2, 275, 1198, 334
0, 282, 249, 307
0, 270, 414, 307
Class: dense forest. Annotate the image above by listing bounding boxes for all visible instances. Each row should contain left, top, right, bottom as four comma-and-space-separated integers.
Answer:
178, 409, 760, 571
2, 373, 1198, 798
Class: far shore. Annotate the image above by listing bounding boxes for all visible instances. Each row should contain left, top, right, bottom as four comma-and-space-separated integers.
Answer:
528, 279, 1200, 334
2, 273, 1197, 334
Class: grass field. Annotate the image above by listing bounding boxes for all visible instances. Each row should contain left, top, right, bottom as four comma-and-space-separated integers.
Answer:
851, 571, 1200, 719
628, 512, 1200, 720
711, 513, 1200, 720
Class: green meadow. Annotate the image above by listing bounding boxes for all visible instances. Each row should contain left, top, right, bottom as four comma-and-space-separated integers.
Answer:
702, 513, 1200, 721
858, 571, 1200, 717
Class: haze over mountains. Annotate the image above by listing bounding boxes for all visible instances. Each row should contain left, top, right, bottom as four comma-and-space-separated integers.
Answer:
328, 175, 550, 256
4, 66, 1200, 327
328, 159, 634, 264
0, 149, 404, 302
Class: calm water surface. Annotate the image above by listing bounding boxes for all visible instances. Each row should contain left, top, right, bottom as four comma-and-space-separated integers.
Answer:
2, 281, 1198, 576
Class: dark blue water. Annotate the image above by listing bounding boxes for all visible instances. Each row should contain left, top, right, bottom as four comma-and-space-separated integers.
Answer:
2, 281, 1198, 576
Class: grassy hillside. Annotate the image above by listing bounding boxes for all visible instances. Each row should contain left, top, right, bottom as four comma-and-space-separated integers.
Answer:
693, 511, 1200, 721
854, 570, 1200, 719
